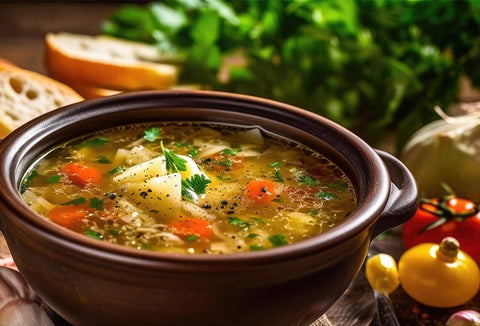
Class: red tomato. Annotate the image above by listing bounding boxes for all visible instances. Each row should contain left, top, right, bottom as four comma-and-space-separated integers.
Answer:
402, 196, 480, 265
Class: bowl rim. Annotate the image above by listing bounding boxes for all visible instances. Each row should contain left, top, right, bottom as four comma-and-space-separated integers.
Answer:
0, 90, 390, 269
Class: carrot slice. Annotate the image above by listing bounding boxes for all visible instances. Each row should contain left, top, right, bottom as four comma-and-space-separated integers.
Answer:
167, 217, 213, 240
49, 204, 91, 229
60, 162, 102, 187
245, 180, 276, 204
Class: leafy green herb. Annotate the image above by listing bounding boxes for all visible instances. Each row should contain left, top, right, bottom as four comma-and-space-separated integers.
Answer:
228, 217, 250, 229
298, 175, 317, 186
308, 209, 319, 216
221, 148, 241, 156
96, 156, 112, 164
108, 166, 124, 174
175, 141, 188, 147
268, 234, 288, 247
161, 141, 187, 172
219, 159, 232, 166
247, 233, 258, 238
249, 245, 264, 251
316, 191, 338, 201
85, 229, 102, 240
89, 198, 104, 210
273, 169, 284, 183
188, 146, 199, 157
108, 229, 120, 236
144, 127, 162, 142
181, 174, 211, 201
77, 137, 108, 149
186, 235, 198, 242
62, 197, 87, 206
20, 170, 38, 193
328, 182, 348, 190
269, 161, 283, 167
46, 174, 61, 184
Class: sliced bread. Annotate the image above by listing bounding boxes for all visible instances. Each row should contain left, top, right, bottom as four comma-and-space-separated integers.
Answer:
0, 63, 83, 138
45, 32, 179, 91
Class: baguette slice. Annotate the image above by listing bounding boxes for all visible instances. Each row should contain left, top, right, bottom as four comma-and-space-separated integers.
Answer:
45, 32, 179, 91
0, 63, 83, 138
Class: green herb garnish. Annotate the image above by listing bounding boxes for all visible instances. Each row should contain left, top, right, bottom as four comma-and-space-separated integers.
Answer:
62, 197, 87, 206
89, 198, 104, 210
273, 169, 284, 183
182, 174, 211, 201
228, 217, 250, 229
108, 166, 124, 174
249, 245, 264, 251
85, 229, 102, 240
188, 146, 199, 157
268, 234, 288, 247
144, 127, 162, 142
186, 235, 198, 242
316, 191, 338, 200
298, 175, 317, 186
221, 148, 241, 156
95, 156, 112, 164
219, 159, 232, 166
108, 229, 120, 236
77, 137, 108, 149
269, 161, 283, 167
247, 233, 258, 238
46, 174, 61, 184
20, 170, 38, 193
308, 209, 319, 216
161, 141, 187, 172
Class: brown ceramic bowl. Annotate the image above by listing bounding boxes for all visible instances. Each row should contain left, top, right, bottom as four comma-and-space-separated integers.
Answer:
0, 91, 417, 326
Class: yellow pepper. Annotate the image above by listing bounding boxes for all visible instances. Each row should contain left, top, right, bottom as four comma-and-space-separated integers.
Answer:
366, 253, 400, 295
398, 237, 480, 308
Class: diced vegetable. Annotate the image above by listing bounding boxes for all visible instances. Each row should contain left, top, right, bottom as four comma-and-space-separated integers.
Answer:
113, 155, 167, 183
245, 180, 277, 204
49, 204, 91, 229
60, 162, 102, 187
167, 217, 213, 240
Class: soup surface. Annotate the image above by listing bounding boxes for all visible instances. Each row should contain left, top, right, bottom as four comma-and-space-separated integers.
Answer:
21, 123, 356, 254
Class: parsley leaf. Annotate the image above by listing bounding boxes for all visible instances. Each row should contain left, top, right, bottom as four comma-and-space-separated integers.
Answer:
221, 148, 241, 156
228, 217, 250, 229
186, 235, 198, 242
96, 156, 111, 164
62, 197, 87, 206
269, 161, 283, 167
144, 127, 162, 142
298, 175, 317, 186
182, 174, 211, 201
89, 198, 104, 210
308, 209, 319, 216
46, 174, 61, 184
161, 141, 187, 172
268, 234, 288, 247
108, 166, 124, 174
77, 137, 108, 149
250, 245, 264, 251
273, 169, 284, 183
316, 191, 338, 200
20, 170, 38, 193
219, 159, 232, 166
85, 229, 102, 240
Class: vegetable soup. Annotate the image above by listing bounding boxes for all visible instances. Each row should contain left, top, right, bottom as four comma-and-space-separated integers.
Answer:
20, 123, 356, 254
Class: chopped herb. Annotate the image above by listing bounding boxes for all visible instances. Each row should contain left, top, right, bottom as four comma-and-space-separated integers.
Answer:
108, 166, 124, 174
269, 161, 283, 167
85, 229, 102, 240
62, 197, 87, 205
298, 175, 317, 186
175, 141, 188, 147
249, 245, 264, 251
186, 235, 198, 242
308, 209, 319, 216
144, 127, 162, 142
140, 243, 152, 250
250, 217, 264, 223
316, 191, 338, 200
268, 234, 288, 247
20, 170, 38, 193
221, 148, 241, 156
181, 174, 211, 201
228, 217, 250, 229
89, 198, 104, 210
219, 159, 232, 166
161, 141, 187, 172
46, 174, 61, 184
77, 137, 108, 149
96, 156, 112, 164
188, 146, 199, 157
328, 182, 348, 190
108, 229, 120, 236
247, 233, 258, 238
273, 169, 284, 183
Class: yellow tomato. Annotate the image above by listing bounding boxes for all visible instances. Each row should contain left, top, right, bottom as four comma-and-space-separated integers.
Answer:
399, 237, 480, 308
366, 253, 400, 294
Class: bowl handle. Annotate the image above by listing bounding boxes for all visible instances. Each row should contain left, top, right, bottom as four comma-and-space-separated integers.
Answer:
371, 150, 419, 238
